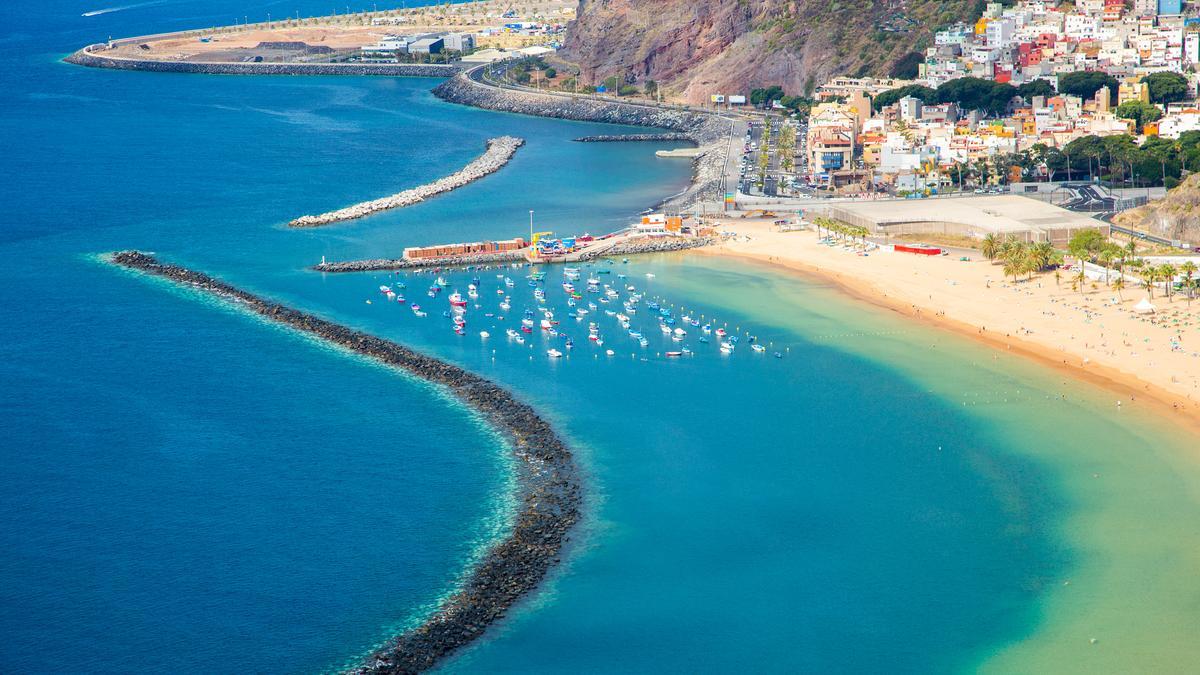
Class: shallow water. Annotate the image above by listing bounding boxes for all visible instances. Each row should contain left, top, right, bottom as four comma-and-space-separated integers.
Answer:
4, 2, 1200, 673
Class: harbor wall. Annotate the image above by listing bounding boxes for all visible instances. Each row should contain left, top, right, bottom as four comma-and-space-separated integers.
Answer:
573, 133, 695, 143
64, 47, 461, 77
108, 251, 581, 674
315, 250, 527, 273
289, 136, 525, 228
433, 71, 730, 210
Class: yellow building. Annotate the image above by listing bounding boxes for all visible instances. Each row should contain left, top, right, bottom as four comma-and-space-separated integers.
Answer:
1117, 79, 1150, 105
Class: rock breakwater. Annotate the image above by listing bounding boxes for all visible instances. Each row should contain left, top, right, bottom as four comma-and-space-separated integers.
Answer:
289, 136, 525, 228
576, 236, 715, 260
65, 46, 462, 77
108, 251, 582, 674
573, 133, 694, 143
434, 70, 729, 210
315, 250, 526, 273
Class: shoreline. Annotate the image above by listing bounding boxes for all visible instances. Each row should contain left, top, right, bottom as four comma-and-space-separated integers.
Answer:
107, 251, 582, 673
433, 69, 730, 211
696, 230, 1200, 434
289, 136, 524, 228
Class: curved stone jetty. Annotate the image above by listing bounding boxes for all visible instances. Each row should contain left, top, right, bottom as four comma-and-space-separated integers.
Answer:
289, 136, 524, 228
573, 133, 695, 143
108, 251, 582, 674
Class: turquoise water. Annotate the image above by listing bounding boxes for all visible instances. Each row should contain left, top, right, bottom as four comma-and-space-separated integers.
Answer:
4, 2, 1200, 673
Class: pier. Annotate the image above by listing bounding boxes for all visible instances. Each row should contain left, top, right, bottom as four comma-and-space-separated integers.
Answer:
288, 136, 525, 228
108, 251, 582, 674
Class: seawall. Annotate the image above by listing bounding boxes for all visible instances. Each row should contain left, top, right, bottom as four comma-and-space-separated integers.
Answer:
433, 70, 729, 210
573, 133, 695, 143
290, 136, 525, 228
64, 46, 462, 77
108, 251, 582, 674
315, 250, 526, 273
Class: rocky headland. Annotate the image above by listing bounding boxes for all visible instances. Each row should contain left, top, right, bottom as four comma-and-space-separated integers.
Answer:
289, 136, 525, 228
109, 251, 582, 674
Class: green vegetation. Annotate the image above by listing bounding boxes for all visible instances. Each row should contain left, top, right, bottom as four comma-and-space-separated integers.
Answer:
1114, 100, 1163, 133
1057, 71, 1119, 104
872, 77, 1015, 115
1015, 78, 1055, 102
981, 234, 1061, 282
1141, 71, 1190, 104
872, 84, 937, 111
890, 51, 924, 79
1043, 133, 1192, 187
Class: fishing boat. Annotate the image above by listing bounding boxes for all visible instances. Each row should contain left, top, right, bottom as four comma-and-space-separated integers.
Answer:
449, 292, 468, 307
660, 324, 672, 334
674, 327, 687, 336
506, 328, 519, 338
379, 285, 392, 294
720, 341, 735, 351
605, 349, 615, 356
499, 300, 511, 311
467, 284, 479, 298
541, 319, 553, 330
515, 335, 525, 344
479, 330, 490, 339
547, 349, 563, 358
521, 325, 532, 333
365, 299, 372, 305
629, 330, 643, 339
702, 324, 712, 334
638, 338, 649, 347
436, 276, 448, 287
751, 344, 766, 353
564, 338, 574, 350
681, 347, 693, 355
504, 277, 515, 287
395, 295, 405, 304
496, 288, 505, 295
698, 336, 710, 343
647, 301, 659, 310
715, 328, 727, 337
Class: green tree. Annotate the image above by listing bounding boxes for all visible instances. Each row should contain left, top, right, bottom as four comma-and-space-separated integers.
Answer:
544, 67, 556, 79
1068, 228, 1106, 263
890, 51, 924, 79
981, 233, 1001, 260
1058, 71, 1119, 104
1016, 79, 1055, 102
1141, 71, 1190, 105
1181, 261, 1198, 306
1114, 100, 1163, 133
933, 77, 1017, 115
871, 84, 937, 111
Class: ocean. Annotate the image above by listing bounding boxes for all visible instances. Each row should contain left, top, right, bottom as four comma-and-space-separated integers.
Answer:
2, 2, 1200, 673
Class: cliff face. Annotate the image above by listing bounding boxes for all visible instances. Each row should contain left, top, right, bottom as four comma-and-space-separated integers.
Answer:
1114, 174, 1200, 244
559, 0, 977, 103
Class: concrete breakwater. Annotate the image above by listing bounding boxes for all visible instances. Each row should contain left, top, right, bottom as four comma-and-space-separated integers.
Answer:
289, 137, 525, 228
64, 46, 461, 77
109, 251, 581, 673
433, 71, 729, 210
315, 250, 526, 273
573, 133, 694, 143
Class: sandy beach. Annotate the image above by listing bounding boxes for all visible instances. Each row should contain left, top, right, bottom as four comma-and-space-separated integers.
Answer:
703, 219, 1200, 429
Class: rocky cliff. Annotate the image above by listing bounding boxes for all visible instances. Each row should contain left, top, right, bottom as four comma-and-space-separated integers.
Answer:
559, 0, 978, 103
1114, 173, 1200, 244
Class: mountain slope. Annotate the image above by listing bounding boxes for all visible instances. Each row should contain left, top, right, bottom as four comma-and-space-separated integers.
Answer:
1114, 173, 1200, 244
558, 0, 979, 103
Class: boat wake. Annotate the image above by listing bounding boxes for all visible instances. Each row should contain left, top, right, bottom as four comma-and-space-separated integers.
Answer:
82, 0, 171, 17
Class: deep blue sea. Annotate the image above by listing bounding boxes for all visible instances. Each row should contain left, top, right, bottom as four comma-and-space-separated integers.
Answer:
4, 2, 1200, 673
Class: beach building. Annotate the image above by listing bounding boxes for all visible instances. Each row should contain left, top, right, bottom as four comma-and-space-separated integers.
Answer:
824, 195, 1104, 244
408, 37, 444, 54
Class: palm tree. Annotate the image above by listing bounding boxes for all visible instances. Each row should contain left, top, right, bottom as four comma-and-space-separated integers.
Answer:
1074, 266, 1087, 297
1141, 266, 1158, 299
1097, 243, 1122, 285
1112, 275, 1126, 301
1181, 261, 1198, 306
1160, 263, 1178, 302
981, 233, 1000, 261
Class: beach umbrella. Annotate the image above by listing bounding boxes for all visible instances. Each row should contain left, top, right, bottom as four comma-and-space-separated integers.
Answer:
1134, 297, 1157, 315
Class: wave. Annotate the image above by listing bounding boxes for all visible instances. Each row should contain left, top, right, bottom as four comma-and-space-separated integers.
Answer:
81, 0, 172, 17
